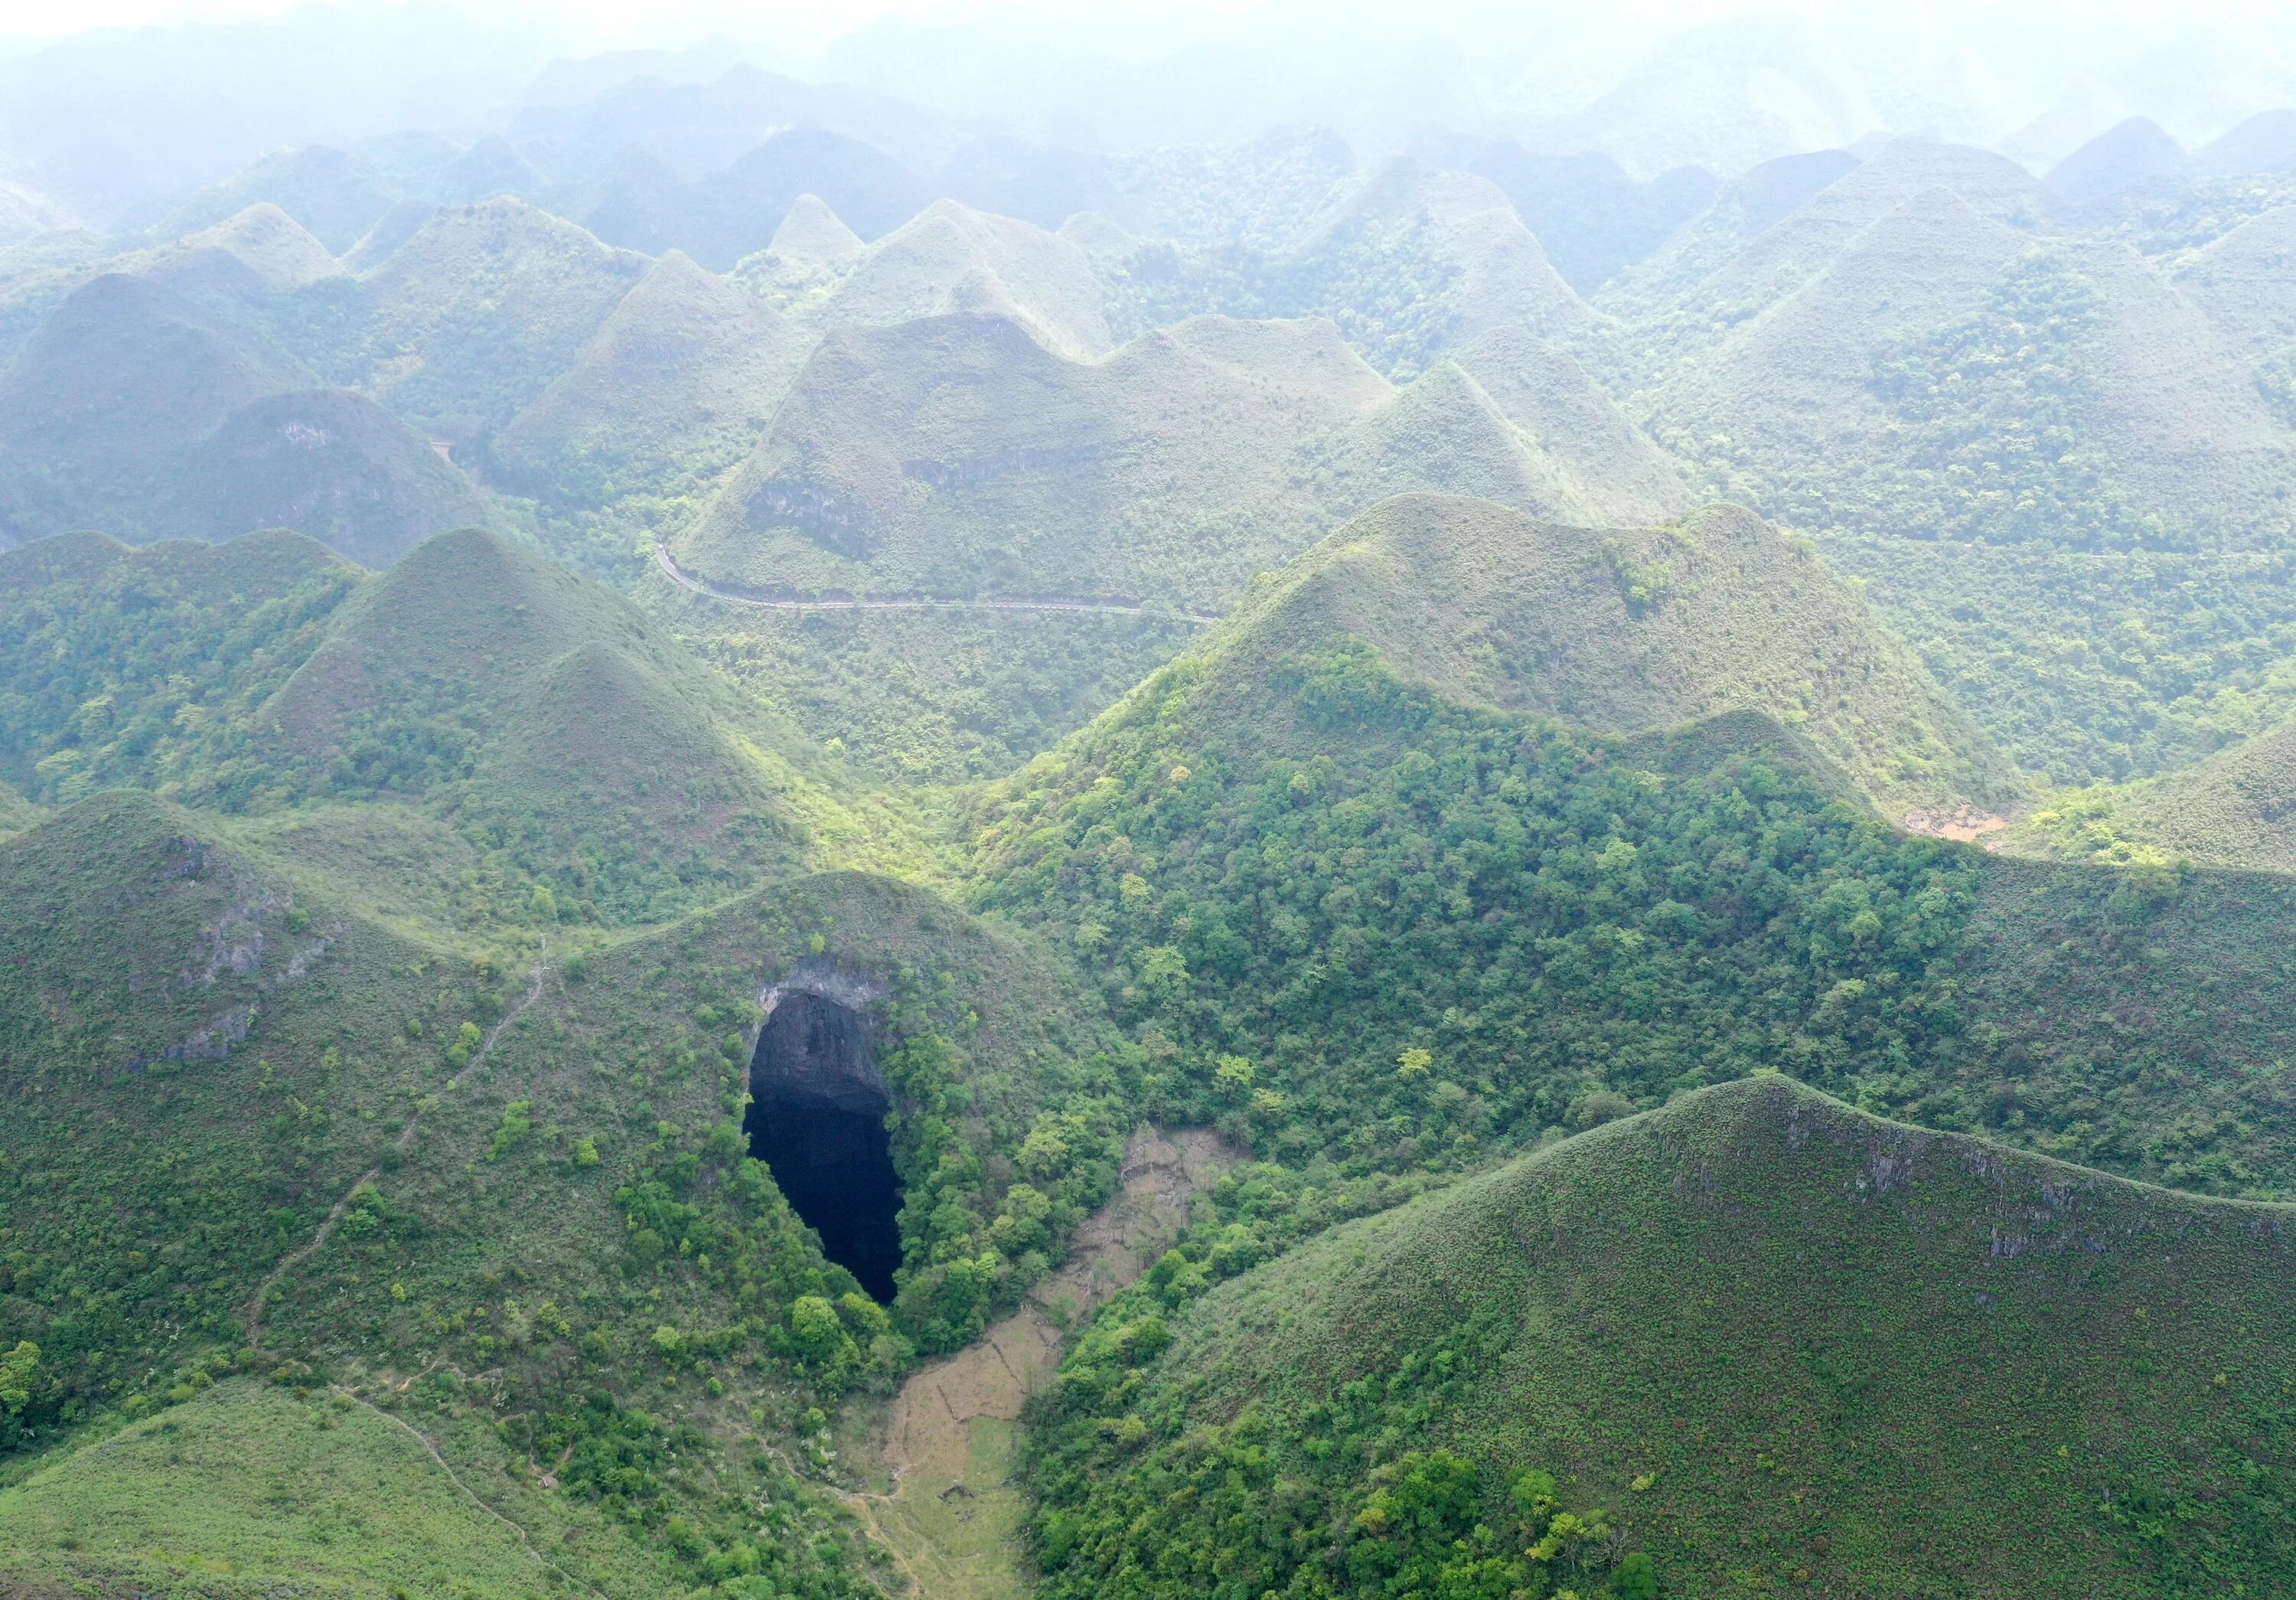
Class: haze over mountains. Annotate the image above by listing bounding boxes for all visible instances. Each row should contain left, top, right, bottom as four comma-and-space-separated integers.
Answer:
7, 7, 2296, 1600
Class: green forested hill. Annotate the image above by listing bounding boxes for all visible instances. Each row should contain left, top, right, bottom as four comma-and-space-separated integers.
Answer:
0, 526, 931, 934
1025, 1076, 2296, 1600
351, 197, 651, 451
2009, 713, 2296, 873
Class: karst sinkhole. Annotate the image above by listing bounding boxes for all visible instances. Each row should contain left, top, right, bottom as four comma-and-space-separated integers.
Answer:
742, 990, 904, 1302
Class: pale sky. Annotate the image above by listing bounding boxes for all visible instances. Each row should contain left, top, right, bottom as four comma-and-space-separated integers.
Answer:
2, 0, 2286, 49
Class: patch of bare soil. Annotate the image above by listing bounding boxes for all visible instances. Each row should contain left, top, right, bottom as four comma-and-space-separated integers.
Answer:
1900, 803, 2009, 843
856, 1126, 1234, 1599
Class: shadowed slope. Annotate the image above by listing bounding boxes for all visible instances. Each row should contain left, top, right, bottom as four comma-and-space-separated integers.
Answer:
174, 387, 491, 566
0, 273, 312, 542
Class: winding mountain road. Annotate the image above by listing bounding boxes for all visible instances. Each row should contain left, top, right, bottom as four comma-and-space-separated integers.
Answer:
653, 543, 1222, 625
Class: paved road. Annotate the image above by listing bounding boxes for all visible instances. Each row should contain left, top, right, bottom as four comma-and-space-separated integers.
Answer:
653, 543, 1221, 625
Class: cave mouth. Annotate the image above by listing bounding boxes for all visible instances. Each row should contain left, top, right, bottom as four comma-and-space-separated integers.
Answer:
744, 990, 904, 1302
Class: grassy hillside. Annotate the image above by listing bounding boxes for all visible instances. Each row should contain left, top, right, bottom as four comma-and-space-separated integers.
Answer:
970, 525, 2296, 1200
675, 314, 1690, 611
0, 243, 496, 565
1446, 325, 1696, 525
1604, 139, 2051, 358
259, 527, 936, 925
151, 145, 403, 255
0, 791, 463, 1451
491, 249, 807, 513
144, 204, 345, 313
0, 526, 934, 932
0, 1379, 658, 1598
1090, 159, 1593, 381
2005, 714, 2296, 873
0, 776, 1127, 1596
1025, 1076, 2296, 1600
763, 198, 1115, 361
2174, 201, 2296, 363
1202, 493, 2014, 811
1816, 534, 2296, 785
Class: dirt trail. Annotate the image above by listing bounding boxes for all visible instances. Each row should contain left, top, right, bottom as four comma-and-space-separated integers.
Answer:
245, 953, 549, 1347
654, 543, 1222, 625
857, 1127, 1234, 1600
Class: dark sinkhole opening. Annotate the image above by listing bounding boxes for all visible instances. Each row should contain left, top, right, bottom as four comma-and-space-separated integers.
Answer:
743, 990, 904, 1302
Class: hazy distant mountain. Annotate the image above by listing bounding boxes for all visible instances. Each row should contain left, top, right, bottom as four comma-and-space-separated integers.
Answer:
355, 197, 649, 448
2046, 116, 2189, 204
0, 272, 312, 542
145, 145, 400, 254
493, 250, 807, 504
675, 308, 1687, 609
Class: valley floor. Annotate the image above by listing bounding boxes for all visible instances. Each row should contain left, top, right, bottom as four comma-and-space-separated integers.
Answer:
856, 1128, 1235, 1600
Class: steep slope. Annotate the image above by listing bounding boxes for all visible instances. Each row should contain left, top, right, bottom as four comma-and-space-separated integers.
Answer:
2047, 116, 2190, 204
2193, 109, 2296, 176
1597, 147, 1860, 316
693, 126, 928, 261
1652, 188, 2296, 547
676, 312, 1692, 609
2009, 712, 2296, 873
1446, 325, 1697, 524
766, 191, 866, 269
356, 197, 651, 449
677, 311, 1380, 603
1028, 1076, 2296, 1599
262, 527, 925, 921
1205, 492, 2012, 811
0, 527, 357, 804
1270, 157, 1593, 374
797, 198, 1114, 358
1435, 142, 1720, 294
0, 786, 1120, 1597
148, 143, 402, 254
1607, 139, 2051, 355
0, 272, 314, 543
492, 250, 807, 505
0, 1380, 638, 1598
147, 202, 344, 301
974, 570, 2296, 1214
0, 778, 38, 834
2174, 202, 2296, 359
173, 387, 491, 567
